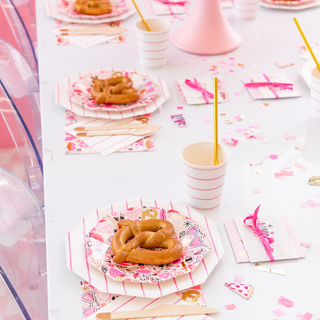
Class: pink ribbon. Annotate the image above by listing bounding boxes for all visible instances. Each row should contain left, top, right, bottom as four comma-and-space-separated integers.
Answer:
244, 74, 293, 99
185, 79, 213, 104
243, 205, 275, 262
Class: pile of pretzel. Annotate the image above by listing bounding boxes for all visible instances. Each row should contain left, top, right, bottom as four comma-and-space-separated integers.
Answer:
90, 76, 143, 105
111, 219, 183, 265
73, 0, 112, 15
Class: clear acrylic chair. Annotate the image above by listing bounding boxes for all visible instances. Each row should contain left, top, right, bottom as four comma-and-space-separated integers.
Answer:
0, 167, 47, 320
0, 77, 43, 206
0, 38, 42, 160
0, 0, 38, 79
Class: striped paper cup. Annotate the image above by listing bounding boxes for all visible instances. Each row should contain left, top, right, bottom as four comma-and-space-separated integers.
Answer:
310, 67, 320, 122
181, 142, 230, 211
234, 0, 260, 19
135, 19, 171, 69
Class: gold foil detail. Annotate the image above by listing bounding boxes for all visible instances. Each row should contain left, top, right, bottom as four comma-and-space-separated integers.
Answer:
254, 263, 286, 276
308, 176, 320, 186
181, 290, 201, 306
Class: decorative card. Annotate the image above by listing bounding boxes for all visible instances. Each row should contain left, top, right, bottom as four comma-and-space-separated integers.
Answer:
144, 0, 189, 15
177, 78, 225, 105
232, 213, 300, 263
243, 74, 301, 100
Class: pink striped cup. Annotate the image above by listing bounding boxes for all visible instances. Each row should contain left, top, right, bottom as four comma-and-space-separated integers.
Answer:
135, 19, 171, 69
310, 67, 320, 122
234, 0, 260, 19
181, 142, 230, 211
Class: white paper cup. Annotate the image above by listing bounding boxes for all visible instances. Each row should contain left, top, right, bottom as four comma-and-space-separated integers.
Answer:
181, 142, 230, 211
234, 0, 260, 19
135, 19, 171, 69
310, 67, 320, 122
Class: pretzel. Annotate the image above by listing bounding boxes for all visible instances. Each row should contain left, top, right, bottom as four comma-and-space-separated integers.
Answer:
111, 219, 183, 265
73, 0, 112, 15
90, 77, 142, 105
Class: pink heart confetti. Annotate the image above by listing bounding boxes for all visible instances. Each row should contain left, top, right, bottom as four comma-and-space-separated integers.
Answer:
177, 106, 184, 110
270, 154, 278, 160
273, 309, 285, 317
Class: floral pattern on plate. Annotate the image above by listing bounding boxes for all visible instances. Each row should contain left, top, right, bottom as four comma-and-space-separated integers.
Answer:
58, 0, 128, 19
70, 71, 161, 111
86, 206, 210, 283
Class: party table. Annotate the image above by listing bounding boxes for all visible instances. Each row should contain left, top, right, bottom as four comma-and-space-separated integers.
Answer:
35, 0, 320, 318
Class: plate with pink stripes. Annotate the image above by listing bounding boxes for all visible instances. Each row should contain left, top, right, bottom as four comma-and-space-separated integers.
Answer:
55, 68, 170, 119
86, 206, 209, 283
70, 70, 161, 111
66, 199, 224, 298
58, 0, 127, 19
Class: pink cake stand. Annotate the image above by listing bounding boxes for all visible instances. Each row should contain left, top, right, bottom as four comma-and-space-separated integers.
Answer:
172, 0, 242, 55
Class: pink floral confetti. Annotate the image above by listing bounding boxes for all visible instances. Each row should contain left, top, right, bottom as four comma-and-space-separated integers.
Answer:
273, 309, 285, 317
177, 106, 184, 110
278, 296, 294, 308
225, 304, 236, 311
306, 199, 320, 207
303, 313, 313, 320
299, 203, 308, 209
249, 123, 259, 129
234, 274, 243, 282
270, 154, 278, 160
294, 162, 306, 169
284, 134, 296, 140
253, 188, 260, 193
234, 92, 239, 96
280, 170, 293, 176
300, 242, 311, 247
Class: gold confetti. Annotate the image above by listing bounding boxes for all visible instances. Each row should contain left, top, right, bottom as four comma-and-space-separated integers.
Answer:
238, 63, 244, 67
254, 170, 262, 174
309, 176, 320, 186
225, 120, 233, 124
263, 103, 269, 106
220, 113, 226, 116
254, 263, 286, 276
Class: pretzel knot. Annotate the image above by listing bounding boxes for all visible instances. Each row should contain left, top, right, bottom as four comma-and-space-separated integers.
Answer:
90, 77, 143, 105
73, 0, 112, 15
111, 219, 183, 265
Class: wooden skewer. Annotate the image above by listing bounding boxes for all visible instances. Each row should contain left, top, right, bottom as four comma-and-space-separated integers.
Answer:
74, 124, 157, 131
214, 77, 219, 166
60, 27, 126, 36
77, 126, 161, 137
293, 17, 320, 73
131, 0, 151, 31
95, 305, 219, 320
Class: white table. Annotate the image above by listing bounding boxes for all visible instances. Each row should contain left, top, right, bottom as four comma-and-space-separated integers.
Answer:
35, 1, 320, 319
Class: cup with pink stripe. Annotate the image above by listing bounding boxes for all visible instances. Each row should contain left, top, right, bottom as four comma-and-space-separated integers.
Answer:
234, 0, 260, 19
181, 142, 230, 211
135, 19, 171, 69
310, 67, 320, 122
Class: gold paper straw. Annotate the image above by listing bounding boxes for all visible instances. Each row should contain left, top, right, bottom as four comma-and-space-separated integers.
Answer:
294, 17, 320, 73
132, 0, 151, 31
214, 78, 219, 166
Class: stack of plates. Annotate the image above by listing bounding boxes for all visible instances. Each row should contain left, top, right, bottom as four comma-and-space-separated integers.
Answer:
55, 68, 171, 119
261, 0, 320, 10
46, 0, 135, 24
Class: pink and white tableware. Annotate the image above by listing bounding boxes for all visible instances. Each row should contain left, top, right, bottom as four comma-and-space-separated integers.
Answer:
310, 67, 320, 122
135, 19, 171, 69
181, 142, 230, 210
234, 0, 260, 19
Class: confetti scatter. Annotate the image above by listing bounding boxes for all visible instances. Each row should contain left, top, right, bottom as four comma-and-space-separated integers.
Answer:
280, 170, 293, 176
225, 304, 236, 311
225, 120, 233, 124
273, 309, 285, 317
306, 199, 320, 207
223, 137, 238, 146
297, 313, 313, 320
254, 170, 262, 174
284, 134, 296, 140
276, 62, 295, 68
278, 296, 294, 308
270, 154, 278, 160
234, 115, 245, 121
234, 274, 243, 282
299, 203, 308, 209
253, 188, 260, 193
300, 242, 311, 247
236, 127, 248, 132
295, 143, 306, 151
177, 106, 184, 110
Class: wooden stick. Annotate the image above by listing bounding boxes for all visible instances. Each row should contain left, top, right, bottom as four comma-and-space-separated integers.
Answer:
293, 17, 320, 73
214, 77, 219, 166
96, 305, 220, 320
74, 124, 156, 131
132, 0, 151, 31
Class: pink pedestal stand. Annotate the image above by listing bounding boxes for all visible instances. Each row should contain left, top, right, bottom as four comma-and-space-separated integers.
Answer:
172, 0, 242, 55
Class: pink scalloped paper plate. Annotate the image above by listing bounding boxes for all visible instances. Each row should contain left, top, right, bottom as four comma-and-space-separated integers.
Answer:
58, 0, 128, 19
262, 0, 314, 5
86, 206, 210, 283
70, 71, 161, 111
